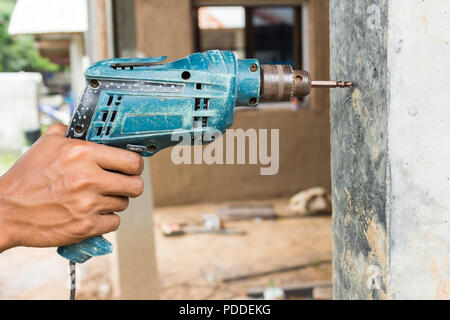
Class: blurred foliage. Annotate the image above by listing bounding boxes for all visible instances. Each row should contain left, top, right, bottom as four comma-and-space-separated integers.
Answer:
0, 0, 58, 72
0, 152, 18, 175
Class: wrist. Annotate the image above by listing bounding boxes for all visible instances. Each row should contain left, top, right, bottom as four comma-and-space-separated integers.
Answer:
0, 226, 10, 253
0, 176, 15, 252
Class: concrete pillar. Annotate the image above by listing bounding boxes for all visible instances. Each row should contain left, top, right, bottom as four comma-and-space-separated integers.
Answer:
69, 34, 86, 103
102, 1, 159, 299
113, 0, 138, 57
85, 0, 109, 61
330, 0, 450, 299
111, 161, 159, 299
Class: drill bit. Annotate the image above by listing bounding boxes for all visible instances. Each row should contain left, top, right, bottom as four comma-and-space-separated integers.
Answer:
311, 80, 353, 88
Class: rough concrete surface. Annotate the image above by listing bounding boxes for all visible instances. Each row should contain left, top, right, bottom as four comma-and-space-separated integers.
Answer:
331, 0, 450, 299
330, 0, 389, 300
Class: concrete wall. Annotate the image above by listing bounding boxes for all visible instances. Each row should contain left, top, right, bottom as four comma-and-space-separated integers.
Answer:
330, 0, 450, 299
151, 108, 331, 206
135, 0, 194, 60
135, 0, 332, 207
0, 73, 42, 152
308, 0, 329, 113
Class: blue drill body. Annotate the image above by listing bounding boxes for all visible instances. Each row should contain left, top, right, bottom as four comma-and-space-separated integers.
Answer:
57, 50, 261, 263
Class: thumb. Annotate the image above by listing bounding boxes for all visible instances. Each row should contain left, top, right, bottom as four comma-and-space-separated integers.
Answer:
42, 123, 68, 137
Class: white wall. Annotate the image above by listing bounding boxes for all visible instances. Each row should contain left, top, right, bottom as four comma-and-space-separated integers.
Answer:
387, 0, 450, 299
0, 73, 42, 152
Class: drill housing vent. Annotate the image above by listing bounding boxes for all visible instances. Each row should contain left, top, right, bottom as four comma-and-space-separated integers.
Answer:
94, 94, 122, 136
192, 98, 209, 129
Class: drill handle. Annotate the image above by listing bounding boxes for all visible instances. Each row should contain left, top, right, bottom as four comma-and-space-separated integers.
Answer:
57, 236, 113, 263
57, 88, 114, 263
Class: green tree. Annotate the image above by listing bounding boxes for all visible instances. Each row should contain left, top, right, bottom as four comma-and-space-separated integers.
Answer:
0, 0, 58, 72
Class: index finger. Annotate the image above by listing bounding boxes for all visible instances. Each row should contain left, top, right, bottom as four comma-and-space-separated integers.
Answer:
91, 143, 144, 175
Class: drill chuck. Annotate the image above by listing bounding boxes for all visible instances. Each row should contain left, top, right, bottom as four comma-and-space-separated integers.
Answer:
260, 64, 312, 101
260, 64, 352, 102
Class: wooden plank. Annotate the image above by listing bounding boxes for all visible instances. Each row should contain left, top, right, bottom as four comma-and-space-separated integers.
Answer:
313, 285, 333, 300
217, 204, 278, 220
220, 259, 331, 282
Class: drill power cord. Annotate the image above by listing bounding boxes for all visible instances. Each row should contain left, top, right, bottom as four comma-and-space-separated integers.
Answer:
69, 261, 76, 300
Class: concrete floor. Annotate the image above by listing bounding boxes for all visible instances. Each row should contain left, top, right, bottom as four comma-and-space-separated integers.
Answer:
0, 198, 332, 300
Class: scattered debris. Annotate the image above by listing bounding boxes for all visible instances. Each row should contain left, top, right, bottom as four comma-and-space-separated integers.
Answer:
216, 189, 332, 222
98, 282, 111, 299
287, 187, 332, 216
160, 214, 245, 236
220, 259, 331, 283
160, 223, 185, 236
312, 285, 333, 300
217, 204, 278, 221
247, 281, 332, 299
201, 214, 222, 231
263, 287, 285, 300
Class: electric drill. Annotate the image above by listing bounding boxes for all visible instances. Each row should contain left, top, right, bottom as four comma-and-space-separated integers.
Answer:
56, 50, 351, 288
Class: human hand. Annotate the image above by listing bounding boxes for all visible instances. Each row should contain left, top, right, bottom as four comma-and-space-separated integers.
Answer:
0, 124, 144, 252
